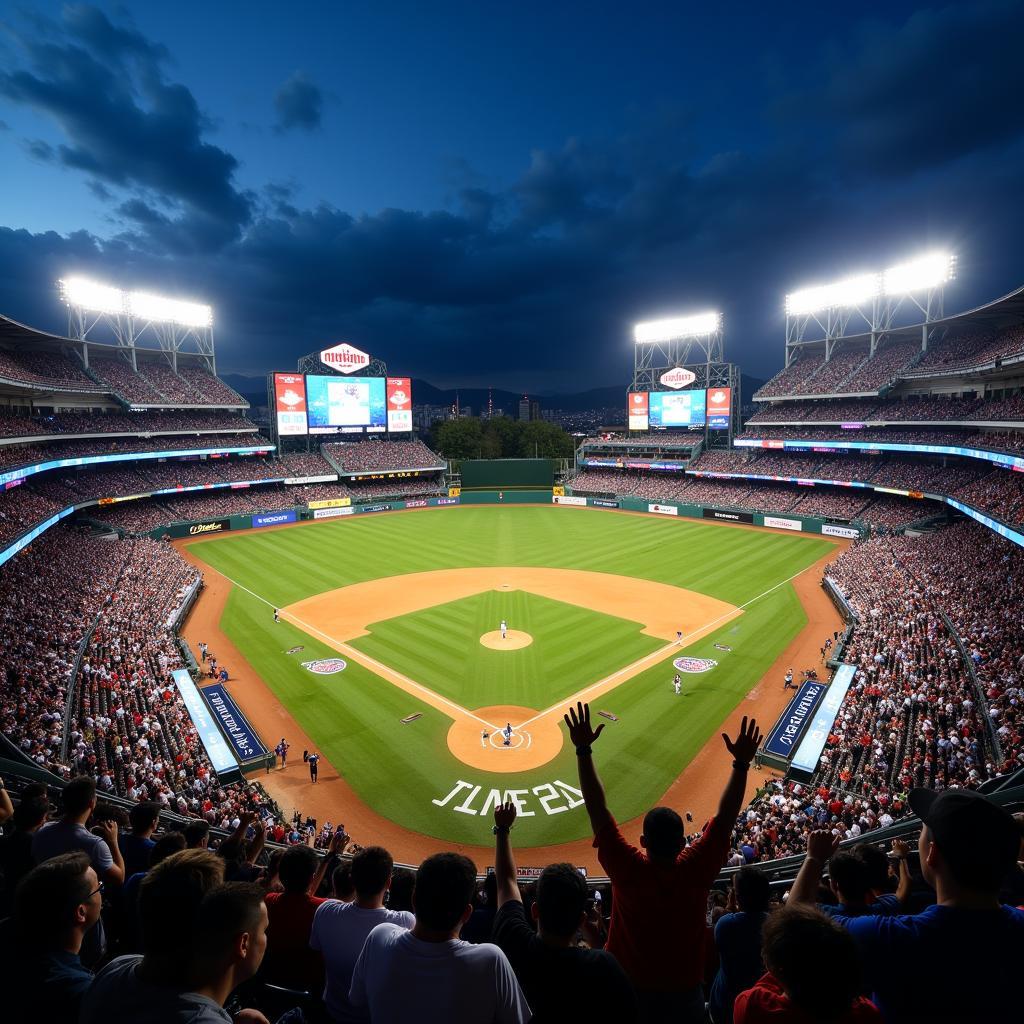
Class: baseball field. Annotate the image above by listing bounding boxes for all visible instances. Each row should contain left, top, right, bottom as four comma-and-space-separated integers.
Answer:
181, 505, 839, 853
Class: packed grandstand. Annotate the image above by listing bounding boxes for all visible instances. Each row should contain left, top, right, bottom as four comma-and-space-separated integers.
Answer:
1, 281, 1023, 1023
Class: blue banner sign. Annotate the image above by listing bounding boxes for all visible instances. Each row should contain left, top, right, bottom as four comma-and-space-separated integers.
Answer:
253, 509, 297, 528
762, 680, 826, 758
200, 685, 268, 762
791, 664, 856, 773
171, 669, 237, 775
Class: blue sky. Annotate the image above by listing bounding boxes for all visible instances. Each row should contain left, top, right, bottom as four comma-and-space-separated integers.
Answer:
1, 2, 1022, 389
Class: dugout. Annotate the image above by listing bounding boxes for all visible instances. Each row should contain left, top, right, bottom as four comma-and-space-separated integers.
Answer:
458, 458, 554, 504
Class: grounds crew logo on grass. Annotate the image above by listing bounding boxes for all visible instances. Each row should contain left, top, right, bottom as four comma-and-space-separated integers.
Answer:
302, 659, 347, 675
673, 657, 718, 673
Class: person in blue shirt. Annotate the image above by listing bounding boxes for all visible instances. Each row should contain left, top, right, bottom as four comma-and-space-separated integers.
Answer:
118, 801, 160, 881
817, 844, 910, 919
10, 851, 102, 1021
789, 789, 1024, 1024
708, 866, 771, 1024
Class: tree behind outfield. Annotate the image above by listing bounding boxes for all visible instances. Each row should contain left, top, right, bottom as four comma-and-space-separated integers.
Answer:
431, 417, 575, 461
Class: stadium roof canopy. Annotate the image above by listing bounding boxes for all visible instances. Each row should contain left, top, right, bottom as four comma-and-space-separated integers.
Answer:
0, 312, 75, 349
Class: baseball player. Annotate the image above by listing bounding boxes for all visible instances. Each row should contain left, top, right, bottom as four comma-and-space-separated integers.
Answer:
274, 608, 280, 623
784, 668, 795, 691
503, 722, 513, 746
481, 728, 490, 747
500, 619, 508, 640
676, 629, 683, 645
308, 751, 320, 783
276, 738, 290, 768
673, 673, 682, 696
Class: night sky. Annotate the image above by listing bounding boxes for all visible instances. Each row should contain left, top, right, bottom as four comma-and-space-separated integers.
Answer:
1, 2, 1022, 391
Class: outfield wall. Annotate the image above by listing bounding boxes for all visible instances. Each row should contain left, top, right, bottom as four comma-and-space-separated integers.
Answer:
554, 493, 867, 538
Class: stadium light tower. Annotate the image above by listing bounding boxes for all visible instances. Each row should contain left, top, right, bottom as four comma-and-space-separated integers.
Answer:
632, 310, 723, 392
60, 275, 216, 373
783, 249, 955, 364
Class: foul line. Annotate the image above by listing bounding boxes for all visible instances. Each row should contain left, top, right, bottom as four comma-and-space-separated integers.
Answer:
203, 558, 815, 735
517, 561, 824, 729
203, 567, 502, 732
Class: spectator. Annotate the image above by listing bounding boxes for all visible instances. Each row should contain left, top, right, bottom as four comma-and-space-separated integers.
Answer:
79, 849, 225, 1024
708, 866, 771, 1024
261, 837, 342, 992
788, 789, 1024, 1024
490, 801, 637, 1021
565, 701, 761, 1022
32, 776, 125, 886
10, 851, 102, 1021
0, 782, 49, 915
119, 801, 161, 880
331, 860, 356, 902
386, 866, 415, 912
184, 883, 271, 1022
311, 844, 414, 1023
184, 820, 211, 849
349, 852, 530, 1023
734, 905, 882, 1023
118, 831, 188, 954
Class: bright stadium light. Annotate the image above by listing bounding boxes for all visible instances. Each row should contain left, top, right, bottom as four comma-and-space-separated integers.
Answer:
785, 273, 880, 317
634, 312, 721, 343
59, 276, 127, 315
128, 291, 213, 328
883, 251, 955, 296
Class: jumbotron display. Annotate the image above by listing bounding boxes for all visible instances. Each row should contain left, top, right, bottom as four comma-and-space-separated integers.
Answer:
273, 372, 413, 435
627, 386, 731, 431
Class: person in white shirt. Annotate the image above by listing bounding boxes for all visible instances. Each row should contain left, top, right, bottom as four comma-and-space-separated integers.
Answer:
311, 846, 414, 1023
349, 852, 529, 1024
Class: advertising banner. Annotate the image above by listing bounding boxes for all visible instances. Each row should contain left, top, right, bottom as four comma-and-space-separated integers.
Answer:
187, 519, 231, 536
762, 680, 827, 758
437, 497, 460, 505
591, 498, 620, 508
386, 377, 413, 432
763, 515, 802, 532
553, 495, 588, 506
308, 497, 352, 509
172, 669, 237, 775
200, 685, 268, 762
660, 367, 697, 389
274, 373, 308, 436
320, 342, 370, 374
284, 474, 337, 485
628, 391, 649, 431
791, 664, 855, 774
702, 507, 754, 524
404, 499, 428, 508
253, 510, 297, 528
552, 486, 565, 496
706, 387, 732, 430
313, 506, 354, 519
361, 503, 392, 513
448, 487, 461, 497
822, 523, 860, 539
648, 503, 678, 515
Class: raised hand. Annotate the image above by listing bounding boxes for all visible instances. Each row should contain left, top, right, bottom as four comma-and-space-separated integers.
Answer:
891, 838, 910, 860
722, 716, 761, 764
807, 828, 841, 861
494, 800, 518, 831
564, 702, 605, 749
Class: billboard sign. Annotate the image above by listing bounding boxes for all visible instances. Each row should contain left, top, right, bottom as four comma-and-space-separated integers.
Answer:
763, 515, 802, 531
386, 377, 413, 432
253, 510, 297, 528
791, 664, 856, 773
553, 495, 588, 506
660, 367, 696, 390
172, 669, 237, 775
649, 389, 706, 428
313, 506, 354, 519
702, 507, 754, 524
648, 503, 678, 515
628, 391, 649, 430
308, 497, 352, 509
320, 342, 370, 374
822, 523, 860, 538
187, 519, 231, 535
273, 373, 308, 436
200, 685, 268, 762
762, 680, 827, 758
706, 387, 732, 430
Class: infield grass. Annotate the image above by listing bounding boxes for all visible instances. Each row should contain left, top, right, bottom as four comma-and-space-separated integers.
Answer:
191, 506, 832, 846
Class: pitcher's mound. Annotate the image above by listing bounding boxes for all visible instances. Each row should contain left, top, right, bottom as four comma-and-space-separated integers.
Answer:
480, 630, 533, 650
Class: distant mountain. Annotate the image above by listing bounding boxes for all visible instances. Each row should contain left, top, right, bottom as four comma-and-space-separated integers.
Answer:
220, 372, 770, 413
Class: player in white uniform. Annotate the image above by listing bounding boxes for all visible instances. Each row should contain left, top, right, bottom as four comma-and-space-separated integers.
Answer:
500, 619, 508, 639
673, 673, 682, 696
676, 629, 683, 644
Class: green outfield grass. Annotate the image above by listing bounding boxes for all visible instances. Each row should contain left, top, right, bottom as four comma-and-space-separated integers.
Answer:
351, 591, 664, 710
191, 506, 832, 847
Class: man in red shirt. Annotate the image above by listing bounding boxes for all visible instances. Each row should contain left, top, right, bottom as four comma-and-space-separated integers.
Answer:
564, 701, 760, 1023
261, 833, 344, 992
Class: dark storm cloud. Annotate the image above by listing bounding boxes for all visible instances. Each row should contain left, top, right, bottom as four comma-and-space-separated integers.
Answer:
273, 72, 323, 133
1, 3, 1023, 386
811, 0, 1024, 178
0, 6, 251, 249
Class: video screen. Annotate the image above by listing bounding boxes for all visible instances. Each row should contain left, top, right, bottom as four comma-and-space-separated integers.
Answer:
274, 373, 308, 436
306, 375, 387, 433
649, 389, 706, 428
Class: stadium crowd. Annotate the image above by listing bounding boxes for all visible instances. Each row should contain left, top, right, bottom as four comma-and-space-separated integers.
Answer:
0, 409, 257, 439
323, 438, 445, 473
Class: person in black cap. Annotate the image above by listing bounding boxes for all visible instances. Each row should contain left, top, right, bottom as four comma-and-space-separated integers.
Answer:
788, 788, 1024, 1024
